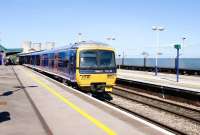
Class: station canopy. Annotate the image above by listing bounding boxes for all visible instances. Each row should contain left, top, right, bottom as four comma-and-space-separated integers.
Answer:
0, 44, 23, 55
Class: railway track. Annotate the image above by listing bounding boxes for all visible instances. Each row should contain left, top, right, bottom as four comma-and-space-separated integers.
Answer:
106, 85, 200, 135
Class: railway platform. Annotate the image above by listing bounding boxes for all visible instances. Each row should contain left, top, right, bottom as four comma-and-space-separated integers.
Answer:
0, 65, 174, 135
117, 69, 200, 93
0, 66, 47, 135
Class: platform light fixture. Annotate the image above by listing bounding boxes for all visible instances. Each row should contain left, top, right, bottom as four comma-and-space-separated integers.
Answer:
141, 51, 149, 68
78, 33, 82, 42
182, 37, 186, 42
152, 26, 165, 76
106, 37, 116, 41
182, 37, 186, 55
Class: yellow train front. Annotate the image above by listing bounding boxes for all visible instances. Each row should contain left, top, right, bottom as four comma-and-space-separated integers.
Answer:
75, 41, 117, 93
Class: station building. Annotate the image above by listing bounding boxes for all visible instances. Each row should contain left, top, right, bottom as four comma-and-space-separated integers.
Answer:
0, 41, 55, 65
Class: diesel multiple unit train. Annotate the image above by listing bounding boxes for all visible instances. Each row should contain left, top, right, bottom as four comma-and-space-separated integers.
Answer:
19, 41, 117, 93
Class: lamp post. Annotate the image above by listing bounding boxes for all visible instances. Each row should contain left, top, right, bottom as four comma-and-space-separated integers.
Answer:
106, 36, 116, 49
141, 51, 149, 67
118, 54, 121, 69
78, 33, 82, 42
181, 37, 186, 55
152, 26, 165, 76
182, 37, 186, 46
122, 51, 125, 65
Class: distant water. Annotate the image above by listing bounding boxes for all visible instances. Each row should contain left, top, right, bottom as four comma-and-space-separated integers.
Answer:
116, 58, 200, 70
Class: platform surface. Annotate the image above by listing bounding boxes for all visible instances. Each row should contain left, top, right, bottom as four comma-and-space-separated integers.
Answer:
1, 65, 173, 135
0, 66, 47, 135
117, 69, 200, 92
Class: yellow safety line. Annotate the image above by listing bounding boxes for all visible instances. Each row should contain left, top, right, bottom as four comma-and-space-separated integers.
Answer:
26, 70, 117, 135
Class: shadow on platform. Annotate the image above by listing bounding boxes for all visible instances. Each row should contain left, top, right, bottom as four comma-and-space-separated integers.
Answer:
0, 111, 10, 123
13, 85, 38, 89
0, 85, 38, 96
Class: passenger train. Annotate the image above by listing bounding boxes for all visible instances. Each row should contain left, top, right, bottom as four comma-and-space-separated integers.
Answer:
19, 41, 117, 93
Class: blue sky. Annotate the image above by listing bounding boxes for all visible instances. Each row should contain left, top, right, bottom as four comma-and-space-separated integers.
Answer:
0, 0, 200, 58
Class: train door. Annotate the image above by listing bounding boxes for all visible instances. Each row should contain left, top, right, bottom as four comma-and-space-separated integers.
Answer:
69, 49, 76, 82
54, 52, 59, 73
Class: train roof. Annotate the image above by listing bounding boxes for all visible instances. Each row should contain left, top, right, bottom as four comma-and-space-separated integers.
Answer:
71, 41, 109, 48
71, 41, 114, 50
18, 41, 114, 56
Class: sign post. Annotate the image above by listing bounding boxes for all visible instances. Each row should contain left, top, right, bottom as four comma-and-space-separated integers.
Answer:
174, 44, 181, 82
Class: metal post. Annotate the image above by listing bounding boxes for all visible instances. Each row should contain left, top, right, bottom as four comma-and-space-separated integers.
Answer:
182, 38, 185, 48
152, 26, 164, 76
78, 33, 82, 42
182, 37, 186, 56
155, 31, 159, 76
176, 48, 180, 82
174, 44, 181, 82
142, 51, 148, 68
144, 57, 146, 67
122, 51, 125, 65
118, 55, 121, 69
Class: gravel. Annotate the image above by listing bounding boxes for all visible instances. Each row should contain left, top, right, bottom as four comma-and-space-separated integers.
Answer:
110, 94, 200, 135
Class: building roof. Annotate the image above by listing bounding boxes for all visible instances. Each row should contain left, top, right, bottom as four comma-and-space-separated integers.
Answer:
0, 44, 23, 54
0, 44, 6, 52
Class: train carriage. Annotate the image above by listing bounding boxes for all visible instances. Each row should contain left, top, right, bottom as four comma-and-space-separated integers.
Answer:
19, 41, 117, 93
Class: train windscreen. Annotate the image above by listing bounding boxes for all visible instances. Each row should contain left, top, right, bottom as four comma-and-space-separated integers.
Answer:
80, 50, 115, 68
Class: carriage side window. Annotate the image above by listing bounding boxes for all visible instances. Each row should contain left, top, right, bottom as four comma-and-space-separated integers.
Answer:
48, 53, 54, 68
43, 54, 48, 67
36, 55, 40, 66
58, 51, 67, 72
58, 53, 63, 68
64, 53, 69, 67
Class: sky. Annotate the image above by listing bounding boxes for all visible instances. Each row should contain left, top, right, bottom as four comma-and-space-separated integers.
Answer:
0, 0, 200, 58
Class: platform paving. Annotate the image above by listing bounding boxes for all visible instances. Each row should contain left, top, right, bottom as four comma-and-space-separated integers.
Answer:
0, 66, 47, 135
13, 65, 174, 135
117, 69, 200, 92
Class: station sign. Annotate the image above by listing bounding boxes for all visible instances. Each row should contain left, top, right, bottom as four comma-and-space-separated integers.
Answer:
174, 44, 181, 49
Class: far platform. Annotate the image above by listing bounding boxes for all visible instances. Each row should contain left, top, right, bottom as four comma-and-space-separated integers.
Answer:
117, 69, 200, 93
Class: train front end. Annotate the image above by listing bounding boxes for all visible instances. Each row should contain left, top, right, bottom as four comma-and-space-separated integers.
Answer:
76, 43, 117, 93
